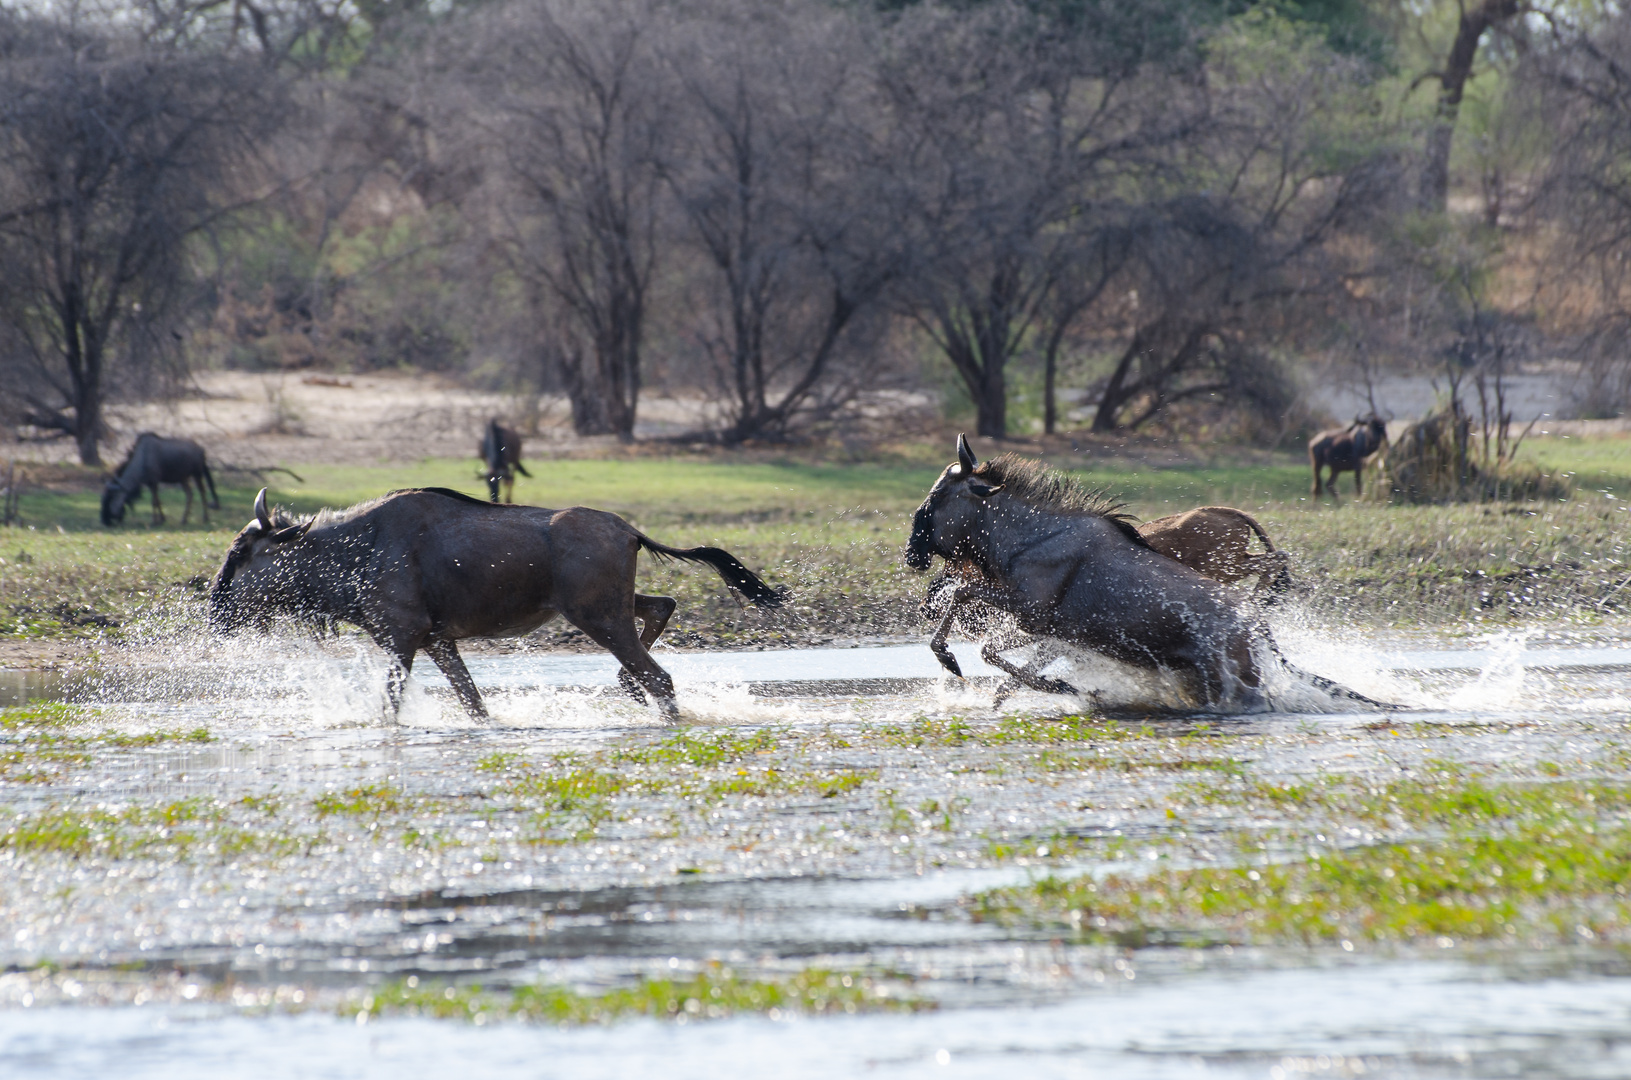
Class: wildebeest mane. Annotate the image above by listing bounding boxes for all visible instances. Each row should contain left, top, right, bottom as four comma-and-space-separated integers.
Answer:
389, 486, 502, 508
974, 453, 1149, 547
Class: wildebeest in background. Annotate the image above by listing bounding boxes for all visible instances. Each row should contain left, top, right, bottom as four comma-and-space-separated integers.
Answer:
908, 436, 1387, 709
209, 487, 783, 721
1309, 416, 1388, 499
479, 419, 532, 503
101, 433, 219, 527
1138, 506, 1292, 598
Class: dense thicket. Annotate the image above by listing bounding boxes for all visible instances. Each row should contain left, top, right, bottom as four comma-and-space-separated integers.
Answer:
4, 0, 1631, 453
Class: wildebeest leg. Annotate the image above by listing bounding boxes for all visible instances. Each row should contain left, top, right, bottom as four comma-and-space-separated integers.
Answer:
501, 471, 514, 504
633, 594, 678, 648
424, 639, 489, 721
181, 478, 195, 525
1353, 462, 1364, 497
983, 635, 1077, 702
572, 615, 680, 720
150, 484, 165, 525
929, 605, 963, 677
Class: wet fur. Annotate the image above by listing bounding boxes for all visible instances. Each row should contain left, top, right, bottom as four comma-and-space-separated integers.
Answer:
210, 488, 781, 721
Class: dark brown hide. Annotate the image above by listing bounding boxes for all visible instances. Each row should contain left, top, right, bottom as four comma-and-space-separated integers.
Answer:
101, 433, 219, 526
480, 420, 532, 503
1309, 417, 1388, 499
210, 488, 781, 721
1138, 506, 1292, 597
905, 437, 1267, 708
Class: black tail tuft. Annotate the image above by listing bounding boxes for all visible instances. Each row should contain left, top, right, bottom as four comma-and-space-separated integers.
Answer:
638, 536, 784, 608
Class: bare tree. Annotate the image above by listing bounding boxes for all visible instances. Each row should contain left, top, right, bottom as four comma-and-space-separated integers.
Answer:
0, 12, 282, 464
877, 0, 1208, 439
1087, 14, 1401, 434
466, 0, 667, 441
1527, 9, 1631, 419
1417, 0, 1527, 213
660, 0, 898, 444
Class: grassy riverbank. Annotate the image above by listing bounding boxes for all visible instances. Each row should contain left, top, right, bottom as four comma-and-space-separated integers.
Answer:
1, 435, 1627, 650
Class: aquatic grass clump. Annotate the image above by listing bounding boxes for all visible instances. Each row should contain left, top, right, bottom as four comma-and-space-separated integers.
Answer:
0, 797, 307, 859
352, 968, 928, 1026
974, 778, 1631, 947
609, 727, 783, 768
311, 784, 408, 819
972, 822, 1631, 946
0, 703, 212, 782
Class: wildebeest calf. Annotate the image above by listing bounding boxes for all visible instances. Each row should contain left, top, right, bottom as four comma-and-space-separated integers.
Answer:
1138, 506, 1291, 598
210, 487, 782, 721
101, 433, 219, 527
480, 419, 532, 503
1309, 416, 1388, 499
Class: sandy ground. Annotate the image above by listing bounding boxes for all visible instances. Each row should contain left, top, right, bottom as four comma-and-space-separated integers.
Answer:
6, 371, 748, 469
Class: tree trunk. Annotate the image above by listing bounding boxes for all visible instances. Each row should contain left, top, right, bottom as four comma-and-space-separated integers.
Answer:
1420, 0, 1523, 213
1091, 330, 1144, 432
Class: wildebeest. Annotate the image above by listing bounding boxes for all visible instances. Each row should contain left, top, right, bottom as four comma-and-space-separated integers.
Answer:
209, 487, 782, 721
1309, 416, 1388, 499
479, 420, 532, 503
924, 504, 1292, 618
908, 436, 1386, 710
1138, 506, 1292, 598
101, 433, 219, 527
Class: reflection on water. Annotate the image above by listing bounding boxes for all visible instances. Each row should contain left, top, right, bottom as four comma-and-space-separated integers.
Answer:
2, 628, 1631, 1076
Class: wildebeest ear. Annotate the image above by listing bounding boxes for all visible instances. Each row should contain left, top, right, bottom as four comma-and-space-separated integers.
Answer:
956, 433, 976, 474
254, 488, 272, 531
967, 479, 1004, 499
270, 522, 308, 544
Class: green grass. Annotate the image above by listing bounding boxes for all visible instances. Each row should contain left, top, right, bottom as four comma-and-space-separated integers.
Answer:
352, 967, 927, 1025
972, 777, 1631, 947
3, 435, 1629, 643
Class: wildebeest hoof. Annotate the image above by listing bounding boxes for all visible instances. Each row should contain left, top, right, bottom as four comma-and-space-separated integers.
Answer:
931, 647, 963, 678
656, 698, 681, 723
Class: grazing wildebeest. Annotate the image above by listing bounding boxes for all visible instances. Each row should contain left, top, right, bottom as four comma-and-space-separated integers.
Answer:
101, 433, 219, 527
479, 420, 532, 504
1309, 416, 1388, 499
908, 436, 1387, 710
1138, 506, 1292, 598
209, 487, 782, 722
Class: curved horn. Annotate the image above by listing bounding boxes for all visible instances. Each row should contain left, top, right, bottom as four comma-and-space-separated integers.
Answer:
956, 433, 976, 474
253, 488, 272, 531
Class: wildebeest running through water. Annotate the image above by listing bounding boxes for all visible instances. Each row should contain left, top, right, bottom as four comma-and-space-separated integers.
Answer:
209, 487, 782, 721
101, 433, 219, 526
480, 420, 531, 503
1309, 416, 1388, 499
906, 436, 1387, 710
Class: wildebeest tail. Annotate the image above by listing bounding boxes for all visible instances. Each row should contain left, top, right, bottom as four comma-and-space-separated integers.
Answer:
1265, 633, 1401, 709
514, 460, 532, 478
637, 535, 784, 608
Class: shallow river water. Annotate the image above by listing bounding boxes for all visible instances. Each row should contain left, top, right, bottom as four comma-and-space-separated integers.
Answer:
2, 624, 1630, 1078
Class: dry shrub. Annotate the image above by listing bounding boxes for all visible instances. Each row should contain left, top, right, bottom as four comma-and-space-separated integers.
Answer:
1376, 410, 1571, 504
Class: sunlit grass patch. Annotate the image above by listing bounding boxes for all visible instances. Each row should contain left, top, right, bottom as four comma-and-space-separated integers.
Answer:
609, 727, 783, 768
0, 797, 306, 859
351, 967, 929, 1026
0, 704, 211, 782
312, 784, 410, 818
973, 778, 1631, 947
0, 702, 95, 729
